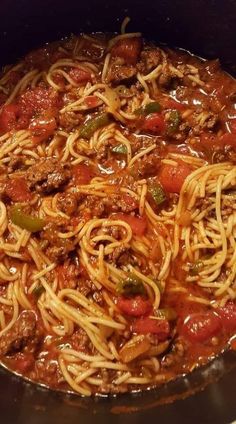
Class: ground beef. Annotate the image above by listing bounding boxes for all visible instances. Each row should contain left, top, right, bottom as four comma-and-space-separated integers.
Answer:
137, 48, 162, 73
133, 149, 161, 178
79, 192, 137, 219
45, 241, 75, 263
6, 154, 26, 173
59, 111, 84, 131
0, 311, 37, 356
70, 328, 90, 352
102, 194, 136, 213
41, 222, 76, 262
213, 146, 236, 164
107, 61, 137, 85
58, 262, 80, 289
33, 358, 62, 387
27, 158, 71, 194
97, 369, 128, 393
57, 192, 78, 215
161, 339, 186, 368
189, 110, 218, 135
108, 246, 136, 266
80, 196, 105, 218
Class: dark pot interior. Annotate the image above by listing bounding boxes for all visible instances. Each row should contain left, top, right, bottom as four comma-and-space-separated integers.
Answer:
1, 0, 236, 74
1, 1, 236, 423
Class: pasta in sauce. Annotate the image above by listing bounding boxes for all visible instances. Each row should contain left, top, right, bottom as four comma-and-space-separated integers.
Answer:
0, 26, 236, 395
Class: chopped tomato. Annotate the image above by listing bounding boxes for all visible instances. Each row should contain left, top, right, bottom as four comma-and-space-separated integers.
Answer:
162, 97, 185, 111
159, 161, 192, 193
56, 263, 69, 289
121, 194, 138, 211
50, 50, 69, 63
0, 104, 20, 134
113, 213, 147, 236
219, 132, 236, 148
13, 353, 35, 373
29, 115, 57, 144
19, 87, 62, 117
200, 133, 218, 150
150, 239, 162, 261
141, 113, 165, 134
70, 217, 81, 227
181, 312, 222, 343
0, 93, 7, 106
217, 302, 236, 332
231, 338, 236, 351
110, 37, 142, 65
228, 119, 236, 133
84, 95, 100, 108
7, 70, 22, 85
201, 131, 236, 150
72, 164, 94, 185
69, 67, 92, 84
117, 295, 152, 317
25, 48, 49, 68
52, 73, 65, 88
132, 317, 170, 339
5, 177, 32, 202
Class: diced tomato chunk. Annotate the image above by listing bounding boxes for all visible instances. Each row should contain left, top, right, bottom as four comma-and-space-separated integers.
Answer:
69, 67, 92, 84
19, 87, 62, 117
84, 95, 100, 108
117, 295, 152, 317
141, 113, 165, 134
0, 104, 20, 134
159, 161, 192, 193
51, 50, 69, 63
201, 131, 236, 150
25, 48, 50, 69
52, 73, 65, 88
0, 93, 7, 106
113, 213, 147, 236
219, 132, 236, 148
200, 132, 218, 150
121, 194, 138, 211
7, 70, 22, 85
14, 353, 35, 373
162, 97, 185, 111
56, 263, 70, 289
29, 115, 57, 144
217, 302, 236, 332
5, 177, 32, 202
132, 317, 170, 339
72, 164, 94, 185
228, 119, 236, 134
181, 312, 222, 343
110, 37, 142, 65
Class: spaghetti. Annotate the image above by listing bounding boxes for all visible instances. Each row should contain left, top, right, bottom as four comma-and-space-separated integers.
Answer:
0, 23, 236, 396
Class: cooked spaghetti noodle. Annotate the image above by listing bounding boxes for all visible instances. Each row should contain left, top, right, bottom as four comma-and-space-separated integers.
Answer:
0, 22, 236, 396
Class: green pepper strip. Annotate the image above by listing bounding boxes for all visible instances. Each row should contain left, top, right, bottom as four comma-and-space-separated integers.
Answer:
32, 284, 45, 299
135, 101, 161, 116
80, 113, 111, 139
167, 109, 180, 134
10, 206, 45, 232
148, 184, 166, 206
111, 144, 127, 154
189, 260, 204, 276
156, 308, 177, 321
116, 273, 146, 295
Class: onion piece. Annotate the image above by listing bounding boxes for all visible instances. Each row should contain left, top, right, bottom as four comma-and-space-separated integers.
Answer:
119, 335, 151, 363
105, 85, 121, 111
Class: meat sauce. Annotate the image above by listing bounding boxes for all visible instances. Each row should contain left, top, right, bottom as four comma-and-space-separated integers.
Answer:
0, 31, 236, 395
